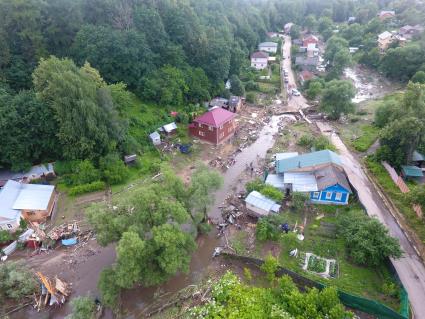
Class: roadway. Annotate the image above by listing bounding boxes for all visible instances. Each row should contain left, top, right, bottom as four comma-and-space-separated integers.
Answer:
284, 35, 425, 318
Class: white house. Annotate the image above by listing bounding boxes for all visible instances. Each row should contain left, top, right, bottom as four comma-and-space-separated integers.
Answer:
306, 43, 319, 58
251, 51, 269, 70
245, 191, 281, 218
258, 42, 278, 54
149, 131, 161, 145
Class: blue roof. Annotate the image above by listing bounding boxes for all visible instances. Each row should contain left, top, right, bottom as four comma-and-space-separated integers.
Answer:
401, 165, 423, 177
276, 150, 342, 173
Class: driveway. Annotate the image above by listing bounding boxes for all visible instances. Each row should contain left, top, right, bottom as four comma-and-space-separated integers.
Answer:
281, 35, 309, 112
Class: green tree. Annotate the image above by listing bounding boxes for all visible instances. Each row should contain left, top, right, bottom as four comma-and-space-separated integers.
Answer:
411, 71, 425, 84
229, 74, 245, 97
67, 296, 96, 319
99, 153, 129, 185
261, 253, 279, 283
359, 47, 381, 69
337, 210, 402, 266
407, 186, 425, 207
292, 192, 309, 213
306, 80, 324, 100
0, 262, 37, 302
72, 160, 101, 186
290, 24, 301, 39
304, 15, 317, 32
320, 80, 355, 120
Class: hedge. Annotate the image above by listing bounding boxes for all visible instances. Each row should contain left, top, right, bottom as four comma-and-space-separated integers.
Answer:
69, 181, 106, 196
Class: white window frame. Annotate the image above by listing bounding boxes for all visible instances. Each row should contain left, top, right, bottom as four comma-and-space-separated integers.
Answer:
198, 123, 202, 128
313, 192, 320, 199
208, 126, 213, 131
199, 131, 205, 137
335, 192, 342, 201
325, 192, 332, 200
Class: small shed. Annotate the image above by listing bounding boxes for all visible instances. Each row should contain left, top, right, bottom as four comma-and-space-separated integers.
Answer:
124, 154, 137, 165
412, 150, 425, 167
149, 131, 161, 145
401, 165, 424, 180
162, 122, 177, 135
245, 191, 281, 218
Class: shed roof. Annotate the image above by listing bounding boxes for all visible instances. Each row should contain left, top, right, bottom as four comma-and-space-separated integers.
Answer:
149, 131, 160, 140
245, 191, 281, 213
259, 42, 278, 48
274, 152, 299, 161
283, 172, 318, 192
0, 163, 55, 186
276, 150, 342, 173
378, 31, 393, 40
163, 122, 177, 133
401, 165, 424, 177
251, 51, 269, 59
229, 96, 240, 107
314, 164, 351, 192
12, 183, 55, 210
265, 174, 285, 189
193, 108, 236, 128
412, 150, 425, 162
0, 180, 22, 221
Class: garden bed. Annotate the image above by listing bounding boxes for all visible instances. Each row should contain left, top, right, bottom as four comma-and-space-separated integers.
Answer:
302, 253, 338, 278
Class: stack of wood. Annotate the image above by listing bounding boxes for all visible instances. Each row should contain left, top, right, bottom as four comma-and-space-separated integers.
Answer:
34, 272, 71, 310
47, 222, 79, 240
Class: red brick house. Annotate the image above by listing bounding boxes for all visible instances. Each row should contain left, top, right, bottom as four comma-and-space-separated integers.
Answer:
302, 35, 319, 47
189, 108, 236, 144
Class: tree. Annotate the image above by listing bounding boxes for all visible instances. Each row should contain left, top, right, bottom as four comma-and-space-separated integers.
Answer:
290, 24, 301, 39
359, 47, 380, 69
407, 186, 425, 207
0, 262, 37, 302
0, 230, 12, 243
99, 153, 129, 185
188, 164, 223, 224
320, 80, 355, 120
306, 80, 324, 99
324, 36, 349, 63
304, 15, 317, 32
229, 74, 245, 97
378, 117, 424, 168
67, 296, 96, 319
261, 253, 279, 283
337, 210, 402, 266
32, 57, 122, 160
411, 71, 425, 84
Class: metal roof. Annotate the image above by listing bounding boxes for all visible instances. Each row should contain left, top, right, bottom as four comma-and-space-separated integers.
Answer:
276, 150, 342, 173
194, 108, 236, 127
12, 183, 55, 210
0, 163, 55, 185
0, 180, 22, 221
245, 191, 281, 213
412, 150, 425, 162
283, 172, 318, 192
378, 31, 392, 40
314, 164, 351, 192
401, 165, 424, 177
259, 42, 278, 48
149, 131, 160, 140
265, 174, 285, 189
274, 152, 298, 161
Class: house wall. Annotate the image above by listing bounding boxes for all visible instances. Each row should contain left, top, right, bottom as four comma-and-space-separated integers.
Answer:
0, 216, 21, 232
309, 184, 349, 205
21, 192, 57, 222
189, 118, 236, 145
259, 46, 277, 53
251, 58, 268, 70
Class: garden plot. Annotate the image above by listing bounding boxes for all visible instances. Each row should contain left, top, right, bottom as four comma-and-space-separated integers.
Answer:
302, 252, 338, 278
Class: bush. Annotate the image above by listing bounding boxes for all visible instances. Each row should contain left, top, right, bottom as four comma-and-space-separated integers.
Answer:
245, 92, 257, 104
297, 135, 335, 151
256, 214, 286, 241
99, 153, 129, 185
69, 181, 106, 196
68, 296, 96, 319
245, 80, 260, 91
0, 230, 12, 244
72, 160, 101, 185
0, 262, 37, 301
245, 179, 283, 202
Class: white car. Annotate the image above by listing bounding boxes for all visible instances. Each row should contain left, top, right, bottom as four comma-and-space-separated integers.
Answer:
291, 89, 301, 96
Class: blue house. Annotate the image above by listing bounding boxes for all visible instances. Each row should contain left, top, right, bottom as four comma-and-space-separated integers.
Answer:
269, 150, 352, 205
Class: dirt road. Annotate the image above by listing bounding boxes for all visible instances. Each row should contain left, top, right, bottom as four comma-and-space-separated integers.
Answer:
281, 35, 308, 112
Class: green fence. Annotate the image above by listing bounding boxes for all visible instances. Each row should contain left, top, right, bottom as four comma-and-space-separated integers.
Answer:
223, 253, 409, 319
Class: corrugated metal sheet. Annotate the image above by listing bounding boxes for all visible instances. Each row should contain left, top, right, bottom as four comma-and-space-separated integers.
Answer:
265, 174, 285, 190
314, 164, 351, 192
276, 150, 342, 173
283, 172, 318, 192
12, 183, 55, 210
163, 122, 177, 133
245, 191, 281, 213
2, 241, 17, 255
401, 165, 423, 177
275, 152, 299, 161
0, 180, 22, 220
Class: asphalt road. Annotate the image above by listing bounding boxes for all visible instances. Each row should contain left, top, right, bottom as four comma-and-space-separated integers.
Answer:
283, 36, 425, 317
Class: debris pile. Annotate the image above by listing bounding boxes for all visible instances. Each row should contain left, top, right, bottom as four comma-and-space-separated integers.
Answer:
48, 222, 80, 241
209, 156, 237, 171
34, 272, 71, 310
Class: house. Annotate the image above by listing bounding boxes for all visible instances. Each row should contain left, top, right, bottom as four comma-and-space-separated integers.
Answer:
228, 96, 243, 113
259, 42, 278, 54
149, 131, 161, 145
188, 108, 236, 145
0, 163, 55, 188
284, 22, 294, 34
266, 32, 278, 38
349, 47, 359, 54
269, 150, 351, 205
162, 122, 177, 135
245, 191, 281, 218
306, 43, 319, 58
399, 25, 424, 39
209, 97, 229, 109
298, 70, 315, 85
378, 10, 395, 21
401, 165, 424, 180
295, 56, 319, 71
292, 38, 303, 46
251, 51, 269, 70
378, 31, 394, 52
0, 180, 56, 231
124, 154, 137, 165
302, 35, 319, 47
347, 17, 356, 24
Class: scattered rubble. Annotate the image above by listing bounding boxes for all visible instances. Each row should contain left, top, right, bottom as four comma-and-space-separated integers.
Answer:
34, 272, 71, 310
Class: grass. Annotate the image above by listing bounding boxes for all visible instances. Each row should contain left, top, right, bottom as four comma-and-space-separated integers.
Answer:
351, 124, 380, 152
364, 157, 425, 244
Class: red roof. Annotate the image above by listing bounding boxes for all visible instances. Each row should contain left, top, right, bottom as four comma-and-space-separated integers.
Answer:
193, 108, 236, 127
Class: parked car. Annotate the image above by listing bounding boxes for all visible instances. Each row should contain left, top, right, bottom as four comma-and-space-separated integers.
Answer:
291, 89, 301, 96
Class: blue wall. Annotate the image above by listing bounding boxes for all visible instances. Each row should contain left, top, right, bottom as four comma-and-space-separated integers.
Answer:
309, 184, 350, 205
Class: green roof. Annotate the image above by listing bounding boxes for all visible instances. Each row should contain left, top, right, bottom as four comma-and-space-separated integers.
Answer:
412, 150, 425, 162
401, 165, 424, 177
276, 150, 342, 173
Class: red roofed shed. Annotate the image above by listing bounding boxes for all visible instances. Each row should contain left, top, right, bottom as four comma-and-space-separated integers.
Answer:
189, 108, 236, 144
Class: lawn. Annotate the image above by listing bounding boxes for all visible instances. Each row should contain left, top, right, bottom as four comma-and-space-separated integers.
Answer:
231, 203, 402, 311
351, 124, 380, 152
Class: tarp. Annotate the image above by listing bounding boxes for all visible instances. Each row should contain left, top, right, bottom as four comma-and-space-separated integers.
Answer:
61, 237, 78, 246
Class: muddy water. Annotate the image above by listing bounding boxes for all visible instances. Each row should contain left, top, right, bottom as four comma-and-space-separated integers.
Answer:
344, 67, 375, 103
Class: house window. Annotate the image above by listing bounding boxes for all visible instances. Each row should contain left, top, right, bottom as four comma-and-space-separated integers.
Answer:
198, 123, 202, 128
335, 192, 342, 201
313, 192, 320, 199
219, 125, 223, 129
7, 224, 12, 229
325, 192, 332, 200
208, 126, 213, 131
199, 131, 205, 136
